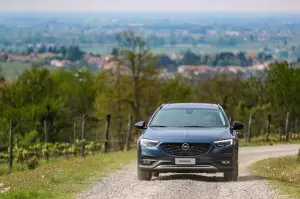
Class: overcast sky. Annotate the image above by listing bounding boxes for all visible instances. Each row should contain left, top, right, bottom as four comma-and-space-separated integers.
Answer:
1, 0, 300, 12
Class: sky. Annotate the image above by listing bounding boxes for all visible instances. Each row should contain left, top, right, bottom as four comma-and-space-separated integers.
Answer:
0, 0, 300, 12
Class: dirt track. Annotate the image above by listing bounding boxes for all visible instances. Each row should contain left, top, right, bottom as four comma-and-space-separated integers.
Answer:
77, 144, 300, 199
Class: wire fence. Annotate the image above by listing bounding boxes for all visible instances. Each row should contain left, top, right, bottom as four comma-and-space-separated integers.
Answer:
1, 111, 300, 172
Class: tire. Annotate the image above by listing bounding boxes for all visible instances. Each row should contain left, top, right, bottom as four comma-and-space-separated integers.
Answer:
137, 167, 152, 181
152, 172, 159, 177
224, 162, 238, 182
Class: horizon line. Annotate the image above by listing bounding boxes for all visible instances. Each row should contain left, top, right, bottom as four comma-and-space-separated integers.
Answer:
1, 10, 300, 14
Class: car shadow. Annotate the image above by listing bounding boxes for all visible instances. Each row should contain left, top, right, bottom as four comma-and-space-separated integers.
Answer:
154, 174, 222, 182
153, 174, 271, 182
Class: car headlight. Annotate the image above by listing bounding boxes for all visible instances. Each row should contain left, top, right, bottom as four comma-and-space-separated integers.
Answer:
213, 139, 233, 147
140, 139, 159, 147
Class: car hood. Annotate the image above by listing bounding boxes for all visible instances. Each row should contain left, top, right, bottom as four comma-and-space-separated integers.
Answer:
143, 127, 232, 143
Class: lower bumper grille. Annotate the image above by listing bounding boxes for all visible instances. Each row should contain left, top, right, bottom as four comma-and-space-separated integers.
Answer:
160, 143, 211, 156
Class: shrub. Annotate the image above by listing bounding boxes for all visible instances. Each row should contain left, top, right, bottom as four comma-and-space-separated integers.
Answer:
26, 156, 39, 170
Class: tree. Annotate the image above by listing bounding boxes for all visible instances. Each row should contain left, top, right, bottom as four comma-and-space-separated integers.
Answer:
156, 54, 173, 67
58, 46, 67, 57
257, 52, 273, 63
182, 50, 200, 65
111, 48, 119, 57
26, 46, 34, 55
65, 45, 84, 62
97, 31, 159, 123
0, 65, 64, 142
237, 51, 248, 66
37, 45, 46, 53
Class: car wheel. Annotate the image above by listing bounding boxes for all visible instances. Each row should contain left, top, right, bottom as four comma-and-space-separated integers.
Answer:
224, 162, 238, 182
152, 172, 159, 177
137, 167, 152, 181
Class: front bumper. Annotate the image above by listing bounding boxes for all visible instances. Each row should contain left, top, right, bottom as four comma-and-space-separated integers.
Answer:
138, 144, 236, 173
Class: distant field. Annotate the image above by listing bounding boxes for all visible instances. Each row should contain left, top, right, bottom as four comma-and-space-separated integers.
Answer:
81, 42, 275, 55
0, 63, 54, 80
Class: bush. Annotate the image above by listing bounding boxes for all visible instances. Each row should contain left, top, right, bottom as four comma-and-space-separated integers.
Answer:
26, 156, 39, 170
0, 152, 8, 164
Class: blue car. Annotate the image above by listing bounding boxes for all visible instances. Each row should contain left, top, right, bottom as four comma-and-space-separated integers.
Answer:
135, 103, 244, 181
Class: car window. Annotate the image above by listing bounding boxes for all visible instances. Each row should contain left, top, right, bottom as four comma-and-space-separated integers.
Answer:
149, 108, 228, 127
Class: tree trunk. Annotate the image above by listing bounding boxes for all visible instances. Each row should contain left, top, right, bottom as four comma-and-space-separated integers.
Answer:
126, 115, 133, 151
8, 120, 13, 172
104, 114, 111, 153
285, 112, 290, 142
81, 115, 86, 157
247, 112, 253, 142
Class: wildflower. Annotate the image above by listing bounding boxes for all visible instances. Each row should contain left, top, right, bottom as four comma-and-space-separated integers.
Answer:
0, 183, 3, 187
0, 187, 10, 193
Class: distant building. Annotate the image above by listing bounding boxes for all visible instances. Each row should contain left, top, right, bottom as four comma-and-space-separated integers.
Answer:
50, 59, 71, 68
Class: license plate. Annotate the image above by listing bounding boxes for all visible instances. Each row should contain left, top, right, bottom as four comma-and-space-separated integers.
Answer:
175, 158, 195, 165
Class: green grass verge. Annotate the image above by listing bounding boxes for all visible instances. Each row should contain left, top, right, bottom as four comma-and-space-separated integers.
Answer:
251, 155, 300, 199
239, 139, 300, 147
0, 150, 136, 199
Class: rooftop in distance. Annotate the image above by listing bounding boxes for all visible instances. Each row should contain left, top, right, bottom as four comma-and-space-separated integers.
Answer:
161, 103, 219, 109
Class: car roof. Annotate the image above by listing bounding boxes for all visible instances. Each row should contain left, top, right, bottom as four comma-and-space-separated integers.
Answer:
161, 103, 220, 110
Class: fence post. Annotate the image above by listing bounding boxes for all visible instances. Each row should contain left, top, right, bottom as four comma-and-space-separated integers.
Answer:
247, 112, 253, 142
104, 114, 111, 153
295, 118, 298, 139
266, 114, 271, 142
44, 120, 49, 161
126, 115, 133, 151
285, 112, 290, 142
81, 115, 86, 157
8, 120, 13, 172
73, 121, 76, 143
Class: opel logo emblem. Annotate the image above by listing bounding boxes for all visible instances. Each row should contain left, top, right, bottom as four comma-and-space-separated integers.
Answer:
182, 143, 189, 150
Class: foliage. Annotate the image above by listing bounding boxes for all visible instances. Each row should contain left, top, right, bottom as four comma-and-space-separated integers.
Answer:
1, 32, 300, 162
26, 156, 39, 170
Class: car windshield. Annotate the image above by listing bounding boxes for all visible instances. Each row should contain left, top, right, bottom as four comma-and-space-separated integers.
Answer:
149, 108, 228, 128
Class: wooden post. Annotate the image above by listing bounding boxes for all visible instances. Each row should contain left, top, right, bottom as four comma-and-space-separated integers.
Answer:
81, 115, 86, 157
8, 120, 13, 171
126, 115, 133, 151
285, 112, 290, 142
104, 114, 111, 153
44, 120, 48, 143
279, 127, 282, 142
266, 114, 271, 142
243, 121, 247, 140
73, 121, 76, 143
247, 112, 253, 142
295, 118, 298, 139
44, 120, 49, 161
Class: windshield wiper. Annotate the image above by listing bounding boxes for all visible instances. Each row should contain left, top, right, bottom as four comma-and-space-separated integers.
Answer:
181, 125, 207, 127
150, 125, 168, 127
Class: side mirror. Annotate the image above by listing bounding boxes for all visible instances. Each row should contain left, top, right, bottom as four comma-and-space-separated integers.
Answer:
135, 121, 146, 129
232, 121, 244, 130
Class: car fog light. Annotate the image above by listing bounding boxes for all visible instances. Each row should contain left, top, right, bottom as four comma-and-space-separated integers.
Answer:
221, 160, 230, 165
142, 159, 155, 165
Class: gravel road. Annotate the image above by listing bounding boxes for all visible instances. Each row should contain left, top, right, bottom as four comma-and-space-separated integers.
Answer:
77, 144, 300, 199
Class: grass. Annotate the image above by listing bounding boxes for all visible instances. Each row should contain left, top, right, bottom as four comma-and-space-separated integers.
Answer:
239, 139, 300, 147
251, 155, 300, 198
0, 157, 73, 176
0, 150, 136, 199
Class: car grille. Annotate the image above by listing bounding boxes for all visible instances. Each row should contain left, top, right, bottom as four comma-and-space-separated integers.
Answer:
160, 143, 211, 156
